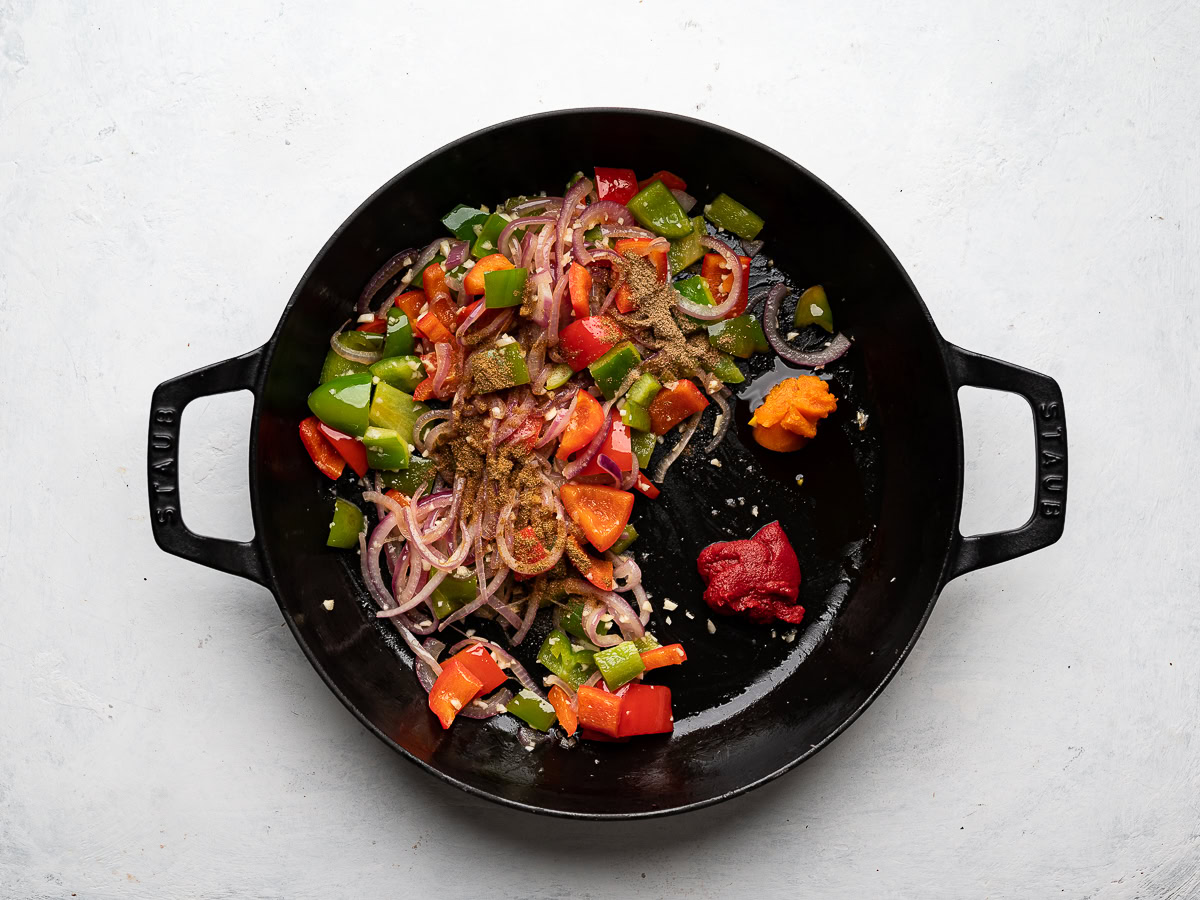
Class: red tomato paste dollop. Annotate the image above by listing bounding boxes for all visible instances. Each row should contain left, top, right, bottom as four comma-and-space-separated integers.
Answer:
696, 521, 804, 624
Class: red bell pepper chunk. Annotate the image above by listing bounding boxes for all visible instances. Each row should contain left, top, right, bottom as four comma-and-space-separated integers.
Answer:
641, 643, 686, 670
594, 167, 639, 205
547, 684, 578, 737
576, 685, 623, 738
577, 419, 633, 481
449, 643, 507, 694
299, 416, 345, 480
412, 377, 435, 402
701, 253, 752, 319
317, 422, 368, 478
428, 659, 483, 729
560, 484, 635, 553
356, 318, 387, 334
648, 379, 710, 435
617, 683, 674, 736
568, 262, 592, 319
555, 389, 605, 460
506, 415, 542, 451
559, 316, 624, 372
637, 170, 687, 192
392, 290, 427, 333
613, 238, 669, 313
633, 472, 660, 499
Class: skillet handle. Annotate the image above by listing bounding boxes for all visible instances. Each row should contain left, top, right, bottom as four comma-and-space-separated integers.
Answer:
946, 345, 1067, 580
147, 347, 266, 585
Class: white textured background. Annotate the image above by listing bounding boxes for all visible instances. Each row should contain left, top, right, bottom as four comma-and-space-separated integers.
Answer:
2, 0, 1198, 897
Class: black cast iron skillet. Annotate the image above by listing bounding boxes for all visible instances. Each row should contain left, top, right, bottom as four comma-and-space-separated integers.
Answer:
147, 109, 1067, 818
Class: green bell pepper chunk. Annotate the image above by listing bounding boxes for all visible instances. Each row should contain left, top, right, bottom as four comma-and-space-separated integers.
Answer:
362, 426, 411, 471
471, 341, 531, 393
337, 330, 384, 354
442, 204, 490, 241
326, 498, 364, 549
588, 341, 642, 399
611, 524, 639, 555
634, 633, 660, 652
619, 400, 651, 433
630, 431, 656, 470
626, 373, 662, 408
709, 352, 745, 385
370, 355, 425, 393
383, 308, 415, 357
308, 373, 373, 437
506, 689, 557, 731
627, 180, 693, 239
584, 225, 603, 243
536, 629, 596, 689
380, 454, 436, 496
484, 266, 528, 309
793, 284, 834, 333
471, 213, 508, 259
708, 314, 768, 359
668, 215, 707, 273
544, 363, 573, 391
703, 192, 764, 241
675, 274, 720, 328
594, 640, 646, 691
409, 253, 444, 288
368, 382, 428, 444
319, 349, 368, 384
561, 599, 611, 641
430, 572, 477, 620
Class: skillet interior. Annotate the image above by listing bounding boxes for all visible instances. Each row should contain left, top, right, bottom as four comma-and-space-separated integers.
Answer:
251, 110, 960, 817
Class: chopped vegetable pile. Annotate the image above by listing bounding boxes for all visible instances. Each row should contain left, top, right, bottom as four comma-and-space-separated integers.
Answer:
299, 166, 854, 743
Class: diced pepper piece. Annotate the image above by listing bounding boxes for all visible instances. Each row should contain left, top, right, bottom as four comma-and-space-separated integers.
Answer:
380, 454, 436, 496
566, 535, 614, 590
464, 252, 514, 295
470, 213, 508, 259
536, 629, 596, 689
442, 204, 490, 241
560, 484, 635, 553
383, 308, 415, 357
588, 341, 642, 400
356, 317, 387, 334
633, 472, 660, 499
612, 237, 669, 313
416, 311, 454, 346
610, 523, 638, 555
626, 373, 662, 408
617, 683, 674, 736
326, 497, 364, 548
648, 379, 710, 435
559, 315, 623, 371
627, 180, 693, 239
577, 418, 633, 480
630, 431, 656, 470
484, 266, 529, 309
506, 689, 557, 731
423, 262, 451, 304
561, 598, 610, 640
370, 355, 425, 393
793, 284, 834, 333
307, 373, 373, 437
336, 330, 384, 355
368, 382, 427, 444
637, 170, 687, 192
576, 685, 623, 738
633, 634, 660, 652
512, 525, 550, 574
707, 314, 768, 359
641, 643, 687, 671
703, 193, 764, 241
544, 363, 573, 391
555, 389, 604, 460
568, 262, 592, 319
430, 571, 476, 620
675, 274, 718, 326
362, 426, 411, 471
668, 215, 707, 274
318, 349, 368, 384
594, 167, 639, 205
317, 423, 368, 477
619, 400, 651, 433
409, 253, 445, 289
428, 659, 483, 729
709, 353, 745, 385
450, 643, 507, 694
391, 290, 426, 328
700, 253, 752, 319
594, 640, 646, 691
547, 684, 578, 737
470, 341, 530, 393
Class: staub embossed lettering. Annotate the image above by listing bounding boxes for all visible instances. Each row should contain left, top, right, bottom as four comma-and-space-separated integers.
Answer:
1035, 399, 1065, 519
150, 407, 180, 521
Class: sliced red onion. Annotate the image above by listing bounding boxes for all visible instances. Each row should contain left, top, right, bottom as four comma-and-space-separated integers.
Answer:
570, 200, 632, 266
652, 410, 702, 483
472, 307, 514, 344
534, 389, 578, 449
763, 283, 852, 368
498, 215, 555, 262
444, 240, 470, 271
511, 591, 541, 646
584, 601, 622, 648
431, 342, 454, 397
561, 407, 612, 479
702, 383, 733, 454
400, 238, 445, 290
632, 582, 651, 625
455, 297, 488, 341
527, 270, 552, 326
362, 513, 401, 610
671, 188, 697, 214
458, 686, 515, 720
582, 670, 604, 689
620, 442, 640, 490
329, 320, 385, 364
584, 246, 624, 268
511, 196, 564, 216
594, 453, 623, 487
358, 248, 416, 316
377, 567, 448, 618
599, 267, 625, 314
674, 236, 744, 320
359, 531, 440, 675
599, 224, 656, 241
610, 553, 641, 592
495, 395, 534, 444
412, 409, 451, 453
621, 236, 669, 258
565, 579, 644, 641
556, 178, 592, 281
542, 674, 576, 698
405, 504, 474, 570
547, 275, 570, 346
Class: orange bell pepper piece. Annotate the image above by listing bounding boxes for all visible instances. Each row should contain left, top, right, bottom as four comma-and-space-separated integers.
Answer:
613, 238, 668, 313
428, 659, 483, 729
463, 253, 514, 295
568, 262, 592, 319
576, 685, 623, 738
547, 685, 578, 737
449, 644, 507, 694
641, 643, 687, 671
555, 390, 604, 460
560, 483, 635, 553
648, 379, 710, 435
566, 534, 614, 590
